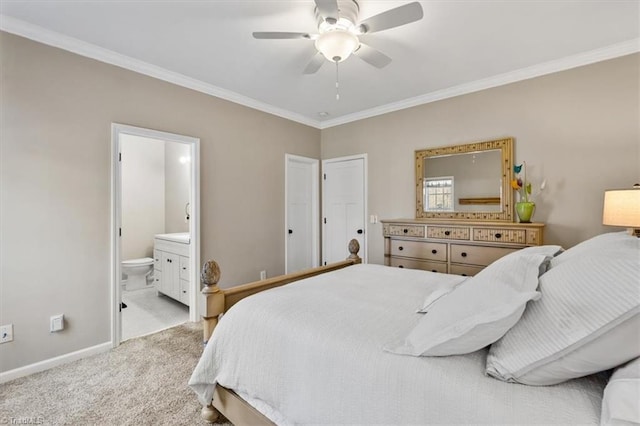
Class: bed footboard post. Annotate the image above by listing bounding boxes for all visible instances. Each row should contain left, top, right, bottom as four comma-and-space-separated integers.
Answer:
348, 239, 362, 263
201, 404, 221, 423
201, 260, 224, 345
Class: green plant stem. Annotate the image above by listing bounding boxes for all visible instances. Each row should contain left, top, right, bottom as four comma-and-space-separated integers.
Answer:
523, 161, 528, 203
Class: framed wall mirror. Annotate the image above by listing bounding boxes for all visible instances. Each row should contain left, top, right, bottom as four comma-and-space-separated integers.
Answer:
416, 137, 514, 221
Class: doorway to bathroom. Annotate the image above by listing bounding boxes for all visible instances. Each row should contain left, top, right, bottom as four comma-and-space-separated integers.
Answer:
111, 124, 200, 347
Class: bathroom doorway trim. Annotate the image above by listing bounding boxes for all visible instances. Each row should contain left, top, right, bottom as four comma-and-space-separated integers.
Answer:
110, 123, 201, 347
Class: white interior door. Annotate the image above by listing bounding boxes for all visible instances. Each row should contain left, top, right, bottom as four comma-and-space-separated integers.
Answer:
285, 154, 319, 273
322, 155, 367, 264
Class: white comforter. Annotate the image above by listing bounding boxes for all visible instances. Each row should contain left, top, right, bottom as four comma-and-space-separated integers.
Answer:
189, 264, 606, 425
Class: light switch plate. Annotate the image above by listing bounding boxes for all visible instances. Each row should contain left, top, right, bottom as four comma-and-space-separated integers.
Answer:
50, 314, 64, 332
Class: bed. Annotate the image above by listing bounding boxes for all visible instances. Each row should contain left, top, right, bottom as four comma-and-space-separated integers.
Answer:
189, 233, 640, 425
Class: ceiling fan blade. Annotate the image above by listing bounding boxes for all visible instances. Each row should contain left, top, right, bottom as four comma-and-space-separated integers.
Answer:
253, 32, 312, 39
358, 2, 424, 34
314, 0, 339, 21
354, 43, 392, 68
303, 53, 326, 74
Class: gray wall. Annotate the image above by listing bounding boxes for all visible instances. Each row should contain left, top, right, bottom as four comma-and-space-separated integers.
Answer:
164, 141, 191, 234
121, 134, 166, 260
322, 54, 640, 265
0, 32, 320, 372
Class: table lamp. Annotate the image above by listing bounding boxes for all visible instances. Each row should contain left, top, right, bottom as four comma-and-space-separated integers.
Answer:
603, 184, 640, 237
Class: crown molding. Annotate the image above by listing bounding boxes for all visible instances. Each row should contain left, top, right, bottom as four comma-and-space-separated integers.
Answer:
2, 15, 637, 131
0, 15, 322, 129
319, 38, 640, 129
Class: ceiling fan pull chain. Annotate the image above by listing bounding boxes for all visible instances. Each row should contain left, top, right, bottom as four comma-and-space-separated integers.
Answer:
335, 61, 340, 100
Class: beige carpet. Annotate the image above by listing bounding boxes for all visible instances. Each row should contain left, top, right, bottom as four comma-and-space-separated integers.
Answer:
0, 322, 229, 425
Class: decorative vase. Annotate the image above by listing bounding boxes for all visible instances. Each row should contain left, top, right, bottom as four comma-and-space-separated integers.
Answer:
516, 201, 536, 223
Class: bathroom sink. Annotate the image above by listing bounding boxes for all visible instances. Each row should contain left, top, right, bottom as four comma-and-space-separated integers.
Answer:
154, 232, 190, 244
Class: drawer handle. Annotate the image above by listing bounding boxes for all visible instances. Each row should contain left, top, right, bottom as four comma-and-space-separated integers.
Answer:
444, 230, 451, 236
182, 267, 187, 270
403, 228, 408, 234
461, 252, 468, 257
183, 290, 187, 294
431, 249, 437, 254
155, 279, 160, 282
398, 246, 404, 251
398, 265, 404, 268
495, 233, 502, 238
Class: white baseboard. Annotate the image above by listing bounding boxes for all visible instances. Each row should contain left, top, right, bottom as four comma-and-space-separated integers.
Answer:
0, 342, 112, 384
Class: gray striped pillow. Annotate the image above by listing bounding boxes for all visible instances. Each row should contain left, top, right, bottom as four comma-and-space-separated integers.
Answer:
486, 237, 640, 385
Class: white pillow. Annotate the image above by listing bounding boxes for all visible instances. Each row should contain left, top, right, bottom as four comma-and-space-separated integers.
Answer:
416, 245, 562, 313
511, 244, 564, 258
486, 235, 640, 385
601, 357, 640, 425
417, 280, 466, 313
550, 231, 631, 268
385, 253, 548, 356
517, 245, 564, 275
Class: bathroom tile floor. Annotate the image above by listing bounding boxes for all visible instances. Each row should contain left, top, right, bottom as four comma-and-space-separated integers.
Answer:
121, 287, 189, 341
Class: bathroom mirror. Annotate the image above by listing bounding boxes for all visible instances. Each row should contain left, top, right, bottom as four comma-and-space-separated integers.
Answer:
415, 137, 514, 221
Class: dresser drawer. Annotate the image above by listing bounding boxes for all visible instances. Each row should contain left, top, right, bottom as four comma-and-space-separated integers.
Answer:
390, 240, 447, 262
387, 224, 425, 238
427, 226, 470, 240
526, 229, 543, 245
473, 228, 526, 244
449, 264, 484, 277
390, 257, 448, 273
450, 244, 519, 266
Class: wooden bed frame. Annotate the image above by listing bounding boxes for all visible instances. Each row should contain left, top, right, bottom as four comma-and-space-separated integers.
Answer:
198, 239, 362, 424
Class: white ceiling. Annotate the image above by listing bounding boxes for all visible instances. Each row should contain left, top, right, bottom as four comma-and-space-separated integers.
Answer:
1, 1, 638, 128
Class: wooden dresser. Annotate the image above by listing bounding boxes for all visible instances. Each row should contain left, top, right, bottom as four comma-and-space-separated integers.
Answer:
382, 219, 544, 276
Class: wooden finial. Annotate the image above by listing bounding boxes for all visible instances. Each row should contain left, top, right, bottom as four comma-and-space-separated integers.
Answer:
201, 260, 223, 346
201, 260, 221, 287
348, 239, 361, 261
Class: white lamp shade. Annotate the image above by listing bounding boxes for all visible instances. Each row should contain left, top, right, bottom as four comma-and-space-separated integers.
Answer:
603, 188, 640, 227
315, 30, 359, 62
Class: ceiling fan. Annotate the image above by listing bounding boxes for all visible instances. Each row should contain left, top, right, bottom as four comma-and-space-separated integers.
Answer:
252, 0, 424, 75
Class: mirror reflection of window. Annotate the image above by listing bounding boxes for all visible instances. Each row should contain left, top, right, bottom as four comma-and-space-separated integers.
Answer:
424, 177, 454, 211
422, 150, 502, 213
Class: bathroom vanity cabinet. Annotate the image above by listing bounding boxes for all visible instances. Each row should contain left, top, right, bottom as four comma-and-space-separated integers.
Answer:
153, 234, 190, 305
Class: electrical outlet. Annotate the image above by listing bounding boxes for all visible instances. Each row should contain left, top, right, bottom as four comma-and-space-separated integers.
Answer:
0, 324, 13, 343
50, 314, 64, 332
260, 270, 267, 280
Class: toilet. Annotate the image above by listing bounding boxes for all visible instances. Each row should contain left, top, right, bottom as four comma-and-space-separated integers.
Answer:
121, 257, 154, 291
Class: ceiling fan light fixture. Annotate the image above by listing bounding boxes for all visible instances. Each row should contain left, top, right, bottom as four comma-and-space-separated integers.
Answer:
355, 24, 367, 35
315, 29, 359, 62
